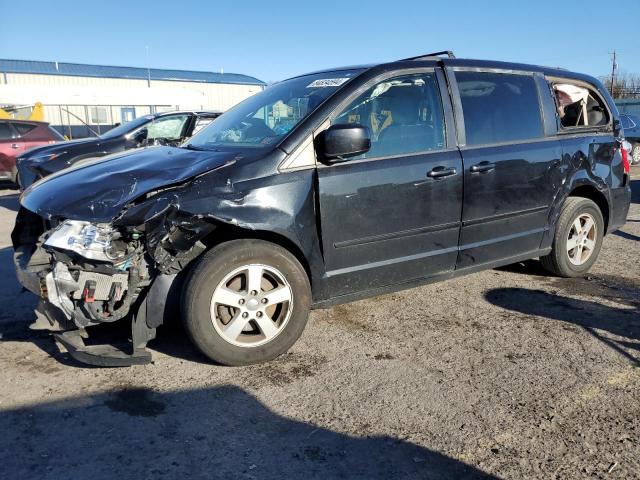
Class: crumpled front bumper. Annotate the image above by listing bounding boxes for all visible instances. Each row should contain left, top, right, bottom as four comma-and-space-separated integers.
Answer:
11, 193, 191, 367
13, 246, 77, 332
15, 241, 132, 321
13, 245, 159, 366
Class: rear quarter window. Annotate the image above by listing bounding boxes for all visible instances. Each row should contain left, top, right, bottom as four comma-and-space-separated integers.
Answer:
551, 80, 610, 129
455, 71, 544, 146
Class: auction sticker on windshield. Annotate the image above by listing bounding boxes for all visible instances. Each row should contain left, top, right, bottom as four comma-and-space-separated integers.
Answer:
307, 78, 350, 88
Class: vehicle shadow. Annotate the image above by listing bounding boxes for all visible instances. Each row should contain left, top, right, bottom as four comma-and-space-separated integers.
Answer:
0, 385, 497, 480
150, 318, 214, 363
614, 229, 640, 242
494, 259, 548, 277
485, 287, 640, 366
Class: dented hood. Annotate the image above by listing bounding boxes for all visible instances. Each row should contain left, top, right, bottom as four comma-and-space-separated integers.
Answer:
20, 146, 238, 222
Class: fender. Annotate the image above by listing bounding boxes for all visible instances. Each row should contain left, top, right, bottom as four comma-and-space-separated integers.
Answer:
115, 167, 329, 302
540, 152, 611, 250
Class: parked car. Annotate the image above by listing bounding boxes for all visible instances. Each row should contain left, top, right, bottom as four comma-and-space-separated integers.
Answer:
12, 52, 632, 367
620, 113, 640, 165
0, 119, 63, 184
16, 110, 221, 189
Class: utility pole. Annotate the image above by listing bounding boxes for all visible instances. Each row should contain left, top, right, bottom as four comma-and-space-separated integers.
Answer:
609, 50, 617, 97
146, 45, 151, 88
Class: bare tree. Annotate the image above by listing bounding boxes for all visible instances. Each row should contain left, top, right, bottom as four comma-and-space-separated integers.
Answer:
600, 72, 640, 99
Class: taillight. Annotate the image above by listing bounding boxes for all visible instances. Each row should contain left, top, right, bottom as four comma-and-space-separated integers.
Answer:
621, 146, 630, 174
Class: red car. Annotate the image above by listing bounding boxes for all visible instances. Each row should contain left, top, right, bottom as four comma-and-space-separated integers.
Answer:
0, 120, 63, 184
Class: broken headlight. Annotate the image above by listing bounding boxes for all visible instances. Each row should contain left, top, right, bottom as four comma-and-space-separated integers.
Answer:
44, 220, 117, 262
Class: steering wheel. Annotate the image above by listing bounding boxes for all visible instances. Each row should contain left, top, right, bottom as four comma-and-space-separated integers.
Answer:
242, 117, 277, 137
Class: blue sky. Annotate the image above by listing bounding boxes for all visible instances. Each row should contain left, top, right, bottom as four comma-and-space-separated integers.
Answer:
0, 0, 638, 82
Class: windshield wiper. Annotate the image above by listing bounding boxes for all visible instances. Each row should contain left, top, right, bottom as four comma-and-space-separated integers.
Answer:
182, 144, 211, 151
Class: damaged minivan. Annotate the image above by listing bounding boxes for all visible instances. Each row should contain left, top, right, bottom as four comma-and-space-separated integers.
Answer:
13, 52, 632, 366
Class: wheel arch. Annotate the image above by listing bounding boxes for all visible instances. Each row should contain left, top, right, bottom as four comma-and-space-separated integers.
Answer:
568, 184, 610, 232
200, 223, 314, 287
143, 224, 315, 333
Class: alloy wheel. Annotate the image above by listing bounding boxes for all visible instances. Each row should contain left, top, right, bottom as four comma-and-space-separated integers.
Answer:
566, 213, 597, 266
210, 264, 293, 347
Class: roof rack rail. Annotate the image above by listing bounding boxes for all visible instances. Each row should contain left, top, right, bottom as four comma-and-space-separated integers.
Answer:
398, 51, 456, 61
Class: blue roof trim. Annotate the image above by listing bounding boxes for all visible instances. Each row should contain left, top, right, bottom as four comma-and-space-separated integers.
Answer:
0, 59, 266, 86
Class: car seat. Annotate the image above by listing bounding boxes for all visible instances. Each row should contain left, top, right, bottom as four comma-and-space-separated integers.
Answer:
377, 90, 432, 155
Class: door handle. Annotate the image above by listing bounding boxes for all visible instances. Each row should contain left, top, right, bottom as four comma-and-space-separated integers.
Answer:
470, 161, 495, 173
11, 144, 20, 149
427, 166, 457, 179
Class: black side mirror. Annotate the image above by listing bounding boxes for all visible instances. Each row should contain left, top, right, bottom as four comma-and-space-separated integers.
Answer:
317, 124, 371, 162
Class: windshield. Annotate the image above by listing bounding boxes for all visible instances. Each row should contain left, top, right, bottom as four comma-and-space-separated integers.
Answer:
100, 115, 153, 139
185, 69, 364, 151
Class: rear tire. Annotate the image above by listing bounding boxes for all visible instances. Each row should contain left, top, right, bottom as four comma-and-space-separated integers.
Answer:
541, 197, 604, 277
181, 239, 311, 366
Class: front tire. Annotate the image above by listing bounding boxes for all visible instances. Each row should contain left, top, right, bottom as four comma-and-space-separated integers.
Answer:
541, 197, 604, 277
182, 239, 311, 366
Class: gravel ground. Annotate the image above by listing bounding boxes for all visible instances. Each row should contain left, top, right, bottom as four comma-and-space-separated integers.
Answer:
0, 169, 638, 480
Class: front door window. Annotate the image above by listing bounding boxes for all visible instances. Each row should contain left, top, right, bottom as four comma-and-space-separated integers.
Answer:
331, 73, 446, 159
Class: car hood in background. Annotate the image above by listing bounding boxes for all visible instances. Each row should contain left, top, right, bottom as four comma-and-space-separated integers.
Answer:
19, 137, 100, 159
20, 146, 239, 222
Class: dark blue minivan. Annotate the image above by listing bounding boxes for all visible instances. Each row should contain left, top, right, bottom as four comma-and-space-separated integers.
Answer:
13, 52, 632, 366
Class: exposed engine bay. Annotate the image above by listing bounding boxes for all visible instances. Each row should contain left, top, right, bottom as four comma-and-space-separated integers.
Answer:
11, 187, 219, 366
41, 221, 146, 326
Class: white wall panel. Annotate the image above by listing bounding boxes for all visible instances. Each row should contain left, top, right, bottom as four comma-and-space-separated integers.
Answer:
3, 73, 263, 111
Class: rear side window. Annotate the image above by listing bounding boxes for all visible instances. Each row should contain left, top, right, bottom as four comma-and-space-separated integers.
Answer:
12, 123, 37, 137
456, 71, 543, 146
552, 81, 610, 129
0, 123, 15, 140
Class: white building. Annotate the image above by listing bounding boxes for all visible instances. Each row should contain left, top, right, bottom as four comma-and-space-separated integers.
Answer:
0, 59, 265, 138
